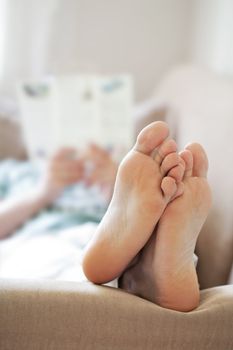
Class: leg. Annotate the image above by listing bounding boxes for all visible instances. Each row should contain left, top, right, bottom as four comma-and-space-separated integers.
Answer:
119, 143, 212, 311
82, 122, 184, 283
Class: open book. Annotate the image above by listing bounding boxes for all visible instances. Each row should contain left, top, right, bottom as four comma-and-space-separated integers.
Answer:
18, 75, 134, 161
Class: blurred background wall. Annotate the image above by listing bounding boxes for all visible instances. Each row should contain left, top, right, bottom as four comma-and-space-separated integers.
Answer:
0, 0, 232, 104
190, 0, 233, 76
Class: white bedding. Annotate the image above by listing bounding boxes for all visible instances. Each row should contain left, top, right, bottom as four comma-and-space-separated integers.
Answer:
0, 222, 96, 281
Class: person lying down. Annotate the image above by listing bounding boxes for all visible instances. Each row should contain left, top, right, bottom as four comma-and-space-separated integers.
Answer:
82, 121, 212, 312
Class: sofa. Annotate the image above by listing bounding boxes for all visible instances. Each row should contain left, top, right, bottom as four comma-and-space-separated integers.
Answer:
1, 65, 233, 349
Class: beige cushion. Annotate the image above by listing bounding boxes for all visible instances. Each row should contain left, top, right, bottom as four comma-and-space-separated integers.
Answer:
0, 116, 27, 160
0, 279, 233, 350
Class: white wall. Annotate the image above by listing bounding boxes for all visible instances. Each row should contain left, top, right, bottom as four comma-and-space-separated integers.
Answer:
0, 0, 195, 101
47, 0, 195, 101
0, 0, 7, 79
0, 0, 56, 96
190, 0, 233, 75
2, 0, 233, 102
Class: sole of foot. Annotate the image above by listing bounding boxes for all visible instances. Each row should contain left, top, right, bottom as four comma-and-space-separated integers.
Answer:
119, 143, 212, 312
82, 121, 185, 284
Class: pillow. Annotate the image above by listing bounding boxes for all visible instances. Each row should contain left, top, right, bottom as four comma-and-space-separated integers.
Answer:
0, 116, 27, 160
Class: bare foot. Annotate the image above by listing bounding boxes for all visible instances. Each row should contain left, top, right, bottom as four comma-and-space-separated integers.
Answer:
82, 122, 184, 283
119, 143, 212, 312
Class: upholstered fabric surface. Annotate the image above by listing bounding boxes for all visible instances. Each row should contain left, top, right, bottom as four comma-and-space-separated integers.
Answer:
0, 117, 27, 160
0, 279, 233, 350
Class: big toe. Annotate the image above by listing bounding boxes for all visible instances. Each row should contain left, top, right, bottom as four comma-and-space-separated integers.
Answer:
134, 121, 169, 155
185, 143, 209, 177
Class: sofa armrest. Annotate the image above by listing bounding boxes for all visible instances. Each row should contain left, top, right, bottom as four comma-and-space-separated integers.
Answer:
0, 117, 27, 160
0, 279, 232, 350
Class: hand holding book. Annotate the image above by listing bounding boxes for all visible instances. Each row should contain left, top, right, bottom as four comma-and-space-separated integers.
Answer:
38, 144, 118, 203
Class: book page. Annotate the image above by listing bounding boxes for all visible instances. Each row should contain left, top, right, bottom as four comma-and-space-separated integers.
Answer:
18, 75, 134, 161
51, 75, 100, 151
17, 80, 54, 159
94, 76, 134, 158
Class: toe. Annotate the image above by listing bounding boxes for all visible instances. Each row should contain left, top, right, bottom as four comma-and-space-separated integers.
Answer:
171, 182, 185, 200
168, 163, 185, 183
160, 153, 180, 176
180, 150, 193, 177
161, 176, 177, 200
185, 143, 208, 178
134, 121, 169, 155
153, 139, 177, 164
